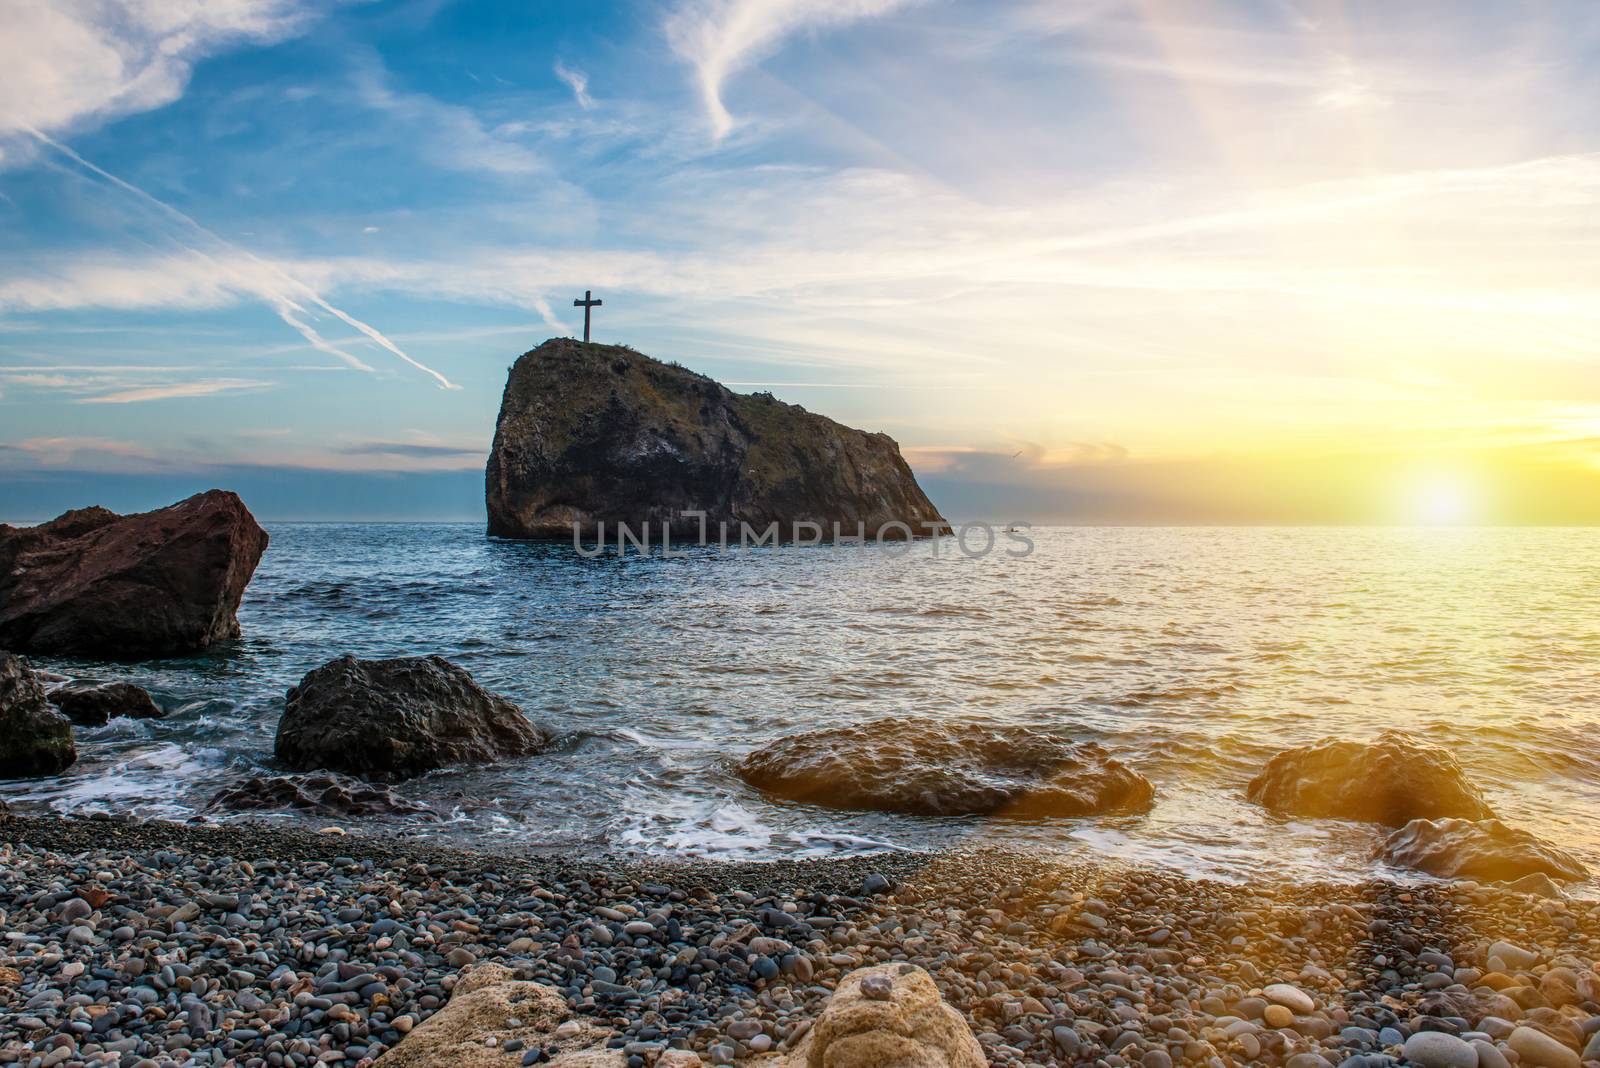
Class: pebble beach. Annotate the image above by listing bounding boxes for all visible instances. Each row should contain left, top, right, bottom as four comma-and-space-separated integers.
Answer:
3, 812, 1599, 1068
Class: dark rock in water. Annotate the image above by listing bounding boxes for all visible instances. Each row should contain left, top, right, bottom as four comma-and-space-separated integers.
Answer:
1380, 817, 1587, 883
209, 773, 435, 818
0, 490, 268, 656
0, 653, 75, 777
738, 718, 1155, 818
49, 682, 163, 726
275, 655, 551, 781
486, 338, 948, 541
1246, 731, 1492, 826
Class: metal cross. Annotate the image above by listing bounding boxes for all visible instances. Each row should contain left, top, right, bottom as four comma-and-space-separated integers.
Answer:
573, 290, 602, 342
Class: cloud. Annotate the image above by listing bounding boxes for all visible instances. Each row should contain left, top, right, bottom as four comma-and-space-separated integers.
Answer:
353, 60, 544, 176
75, 378, 270, 404
553, 61, 594, 109
665, 0, 917, 139
26, 129, 458, 389
0, 0, 321, 145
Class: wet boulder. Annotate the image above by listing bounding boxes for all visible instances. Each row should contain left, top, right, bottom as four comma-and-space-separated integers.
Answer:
1247, 730, 1492, 826
209, 773, 435, 819
0, 490, 268, 656
49, 682, 163, 726
738, 718, 1155, 818
0, 653, 75, 777
777, 963, 985, 1068
275, 655, 551, 781
1380, 817, 1587, 884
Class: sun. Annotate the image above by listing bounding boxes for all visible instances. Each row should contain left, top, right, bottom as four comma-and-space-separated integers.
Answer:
1399, 469, 1480, 526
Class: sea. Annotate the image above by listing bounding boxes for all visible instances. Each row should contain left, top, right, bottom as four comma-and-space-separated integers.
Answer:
3, 524, 1597, 888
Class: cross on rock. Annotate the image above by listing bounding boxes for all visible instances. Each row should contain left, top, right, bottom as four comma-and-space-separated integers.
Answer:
573, 290, 602, 342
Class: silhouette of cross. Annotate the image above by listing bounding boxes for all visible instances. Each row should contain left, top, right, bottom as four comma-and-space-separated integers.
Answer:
573, 290, 602, 342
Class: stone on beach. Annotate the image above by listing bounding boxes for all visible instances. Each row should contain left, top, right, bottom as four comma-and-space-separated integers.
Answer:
275, 654, 552, 780
777, 963, 985, 1068
47, 681, 164, 726
1246, 730, 1493, 825
0, 653, 75, 777
1380, 817, 1587, 884
737, 718, 1155, 818
1403, 1030, 1480, 1068
208, 772, 436, 818
373, 963, 624, 1067
1508, 1025, 1582, 1068
0, 489, 268, 656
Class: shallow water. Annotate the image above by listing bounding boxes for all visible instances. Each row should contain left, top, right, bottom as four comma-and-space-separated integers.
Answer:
4, 524, 1597, 887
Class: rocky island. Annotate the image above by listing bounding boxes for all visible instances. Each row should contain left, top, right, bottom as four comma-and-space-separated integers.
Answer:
485, 339, 947, 542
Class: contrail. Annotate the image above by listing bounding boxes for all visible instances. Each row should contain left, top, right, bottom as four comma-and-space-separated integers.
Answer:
25, 127, 459, 390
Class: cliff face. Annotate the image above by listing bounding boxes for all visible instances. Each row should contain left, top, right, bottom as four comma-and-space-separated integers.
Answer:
486, 339, 947, 541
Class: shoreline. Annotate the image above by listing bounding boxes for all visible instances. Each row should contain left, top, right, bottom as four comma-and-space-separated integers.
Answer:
5, 813, 1599, 1067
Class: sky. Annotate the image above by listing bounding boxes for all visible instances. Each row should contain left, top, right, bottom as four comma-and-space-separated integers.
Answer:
1, 0, 1598, 523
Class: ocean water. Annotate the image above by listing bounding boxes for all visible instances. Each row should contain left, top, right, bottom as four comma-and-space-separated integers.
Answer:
3, 524, 1597, 888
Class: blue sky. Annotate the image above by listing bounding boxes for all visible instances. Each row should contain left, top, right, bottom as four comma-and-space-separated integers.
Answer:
2, 0, 1598, 522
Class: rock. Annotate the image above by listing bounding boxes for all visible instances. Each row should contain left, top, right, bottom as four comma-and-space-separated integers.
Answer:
485, 338, 948, 542
777, 962, 984, 1068
1263, 984, 1316, 1015
0, 490, 268, 656
1474, 1039, 1513, 1068
207, 773, 435, 818
1263, 1004, 1294, 1029
1246, 731, 1493, 826
738, 718, 1155, 818
1503, 872, 1566, 898
1380, 819, 1587, 883
0, 653, 75, 777
1402, 1031, 1479, 1068
1489, 941, 1540, 971
1508, 1025, 1580, 1068
48, 682, 163, 726
373, 963, 624, 1067
275, 655, 552, 780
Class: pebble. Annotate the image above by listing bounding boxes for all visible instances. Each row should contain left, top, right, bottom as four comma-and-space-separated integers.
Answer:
1, 814, 1597, 1068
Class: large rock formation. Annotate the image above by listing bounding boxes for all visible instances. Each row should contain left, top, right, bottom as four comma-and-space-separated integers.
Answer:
275, 655, 552, 781
486, 339, 948, 541
0, 653, 75, 778
1380, 817, 1587, 884
0, 490, 268, 656
739, 718, 1155, 818
1246, 731, 1493, 826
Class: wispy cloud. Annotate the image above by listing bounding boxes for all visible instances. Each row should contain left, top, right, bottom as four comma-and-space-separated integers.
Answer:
665, 0, 917, 139
553, 61, 594, 109
75, 378, 270, 405
26, 129, 458, 389
0, 0, 321, 149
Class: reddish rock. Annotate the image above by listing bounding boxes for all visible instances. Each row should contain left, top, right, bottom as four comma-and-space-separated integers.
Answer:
0, 490, 268, 656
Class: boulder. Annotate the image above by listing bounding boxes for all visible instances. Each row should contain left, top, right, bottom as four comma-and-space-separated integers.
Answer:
373, 963, 624, 1067
1380, 818, 1587, 883
1246, 731, 1492, 826
738, 718, 1154, 818
0, 653, 75, 777
49, 682, 163, 726
275, 655, 551, 781
208, 772, 435, 818
486, 339, 948, 541
0, 490, 268, 656
776, 963, 984, 1068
